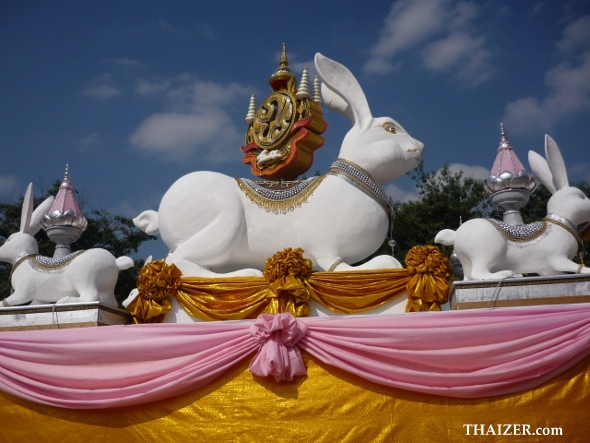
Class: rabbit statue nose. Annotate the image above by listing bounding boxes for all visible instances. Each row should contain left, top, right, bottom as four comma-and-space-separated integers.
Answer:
408, 138, 425, 157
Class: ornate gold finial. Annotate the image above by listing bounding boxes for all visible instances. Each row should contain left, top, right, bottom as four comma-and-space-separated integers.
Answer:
277, 43, 290, 74
269, 43, 294, 90
245, 94, 256, 124
241, 44, 327, 181
296, 67, 310, 99
312, 75, 322, 104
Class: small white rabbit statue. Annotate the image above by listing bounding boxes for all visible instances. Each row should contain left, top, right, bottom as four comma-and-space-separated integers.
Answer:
435, 135, 590, 280
133, 53, 424, 277
0, 183, 134, 306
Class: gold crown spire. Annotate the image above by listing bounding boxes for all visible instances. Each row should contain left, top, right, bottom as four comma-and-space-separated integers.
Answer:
269, 43, 294, 89
241, 44, 327, 180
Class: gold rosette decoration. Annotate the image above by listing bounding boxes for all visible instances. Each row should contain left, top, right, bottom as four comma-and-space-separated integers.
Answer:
126, 246, 452, 323
262, 248, 313, 317
127, 260, 181, 324
405, 245, 451, 312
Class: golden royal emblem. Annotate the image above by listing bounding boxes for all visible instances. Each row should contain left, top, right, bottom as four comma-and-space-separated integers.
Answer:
253, 92, 295, 148
241, 44, 327, 181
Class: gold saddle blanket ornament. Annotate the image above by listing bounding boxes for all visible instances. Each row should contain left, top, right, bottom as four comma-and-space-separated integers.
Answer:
235, 176, 326, 213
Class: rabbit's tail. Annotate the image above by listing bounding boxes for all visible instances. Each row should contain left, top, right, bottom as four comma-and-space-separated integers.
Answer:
435, 229, 456, 246
116, 256, 135, 271
134, 210, 160, 235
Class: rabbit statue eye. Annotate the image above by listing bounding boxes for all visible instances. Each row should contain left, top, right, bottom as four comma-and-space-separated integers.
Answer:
379, 122, 397, 134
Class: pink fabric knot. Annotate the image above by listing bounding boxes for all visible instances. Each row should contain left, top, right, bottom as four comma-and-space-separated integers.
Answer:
249, 313, 308, 382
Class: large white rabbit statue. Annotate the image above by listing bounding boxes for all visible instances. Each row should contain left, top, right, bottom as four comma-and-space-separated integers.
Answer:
0, 184, 134, 307
133, 53, 424, 277
435, 135, 590, 280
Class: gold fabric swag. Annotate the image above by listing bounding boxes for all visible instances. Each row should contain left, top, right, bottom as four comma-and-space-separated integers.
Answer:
127, 246, 451, 323
2, 353, 589, 442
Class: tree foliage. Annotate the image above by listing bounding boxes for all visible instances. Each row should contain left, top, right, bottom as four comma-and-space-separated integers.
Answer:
0, 181, 155, 306
389, 162, 493, 265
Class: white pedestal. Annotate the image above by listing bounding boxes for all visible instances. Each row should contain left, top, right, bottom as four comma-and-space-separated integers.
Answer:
450, 274, 590, 310
0, 302, 132, 331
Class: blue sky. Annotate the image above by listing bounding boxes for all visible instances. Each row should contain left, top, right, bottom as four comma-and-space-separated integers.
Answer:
2, 0, 590, 260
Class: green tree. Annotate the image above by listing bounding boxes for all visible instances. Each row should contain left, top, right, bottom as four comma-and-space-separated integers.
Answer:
388, 162, 493, 265
0, 181, 155, 306
519, 184, 551, 223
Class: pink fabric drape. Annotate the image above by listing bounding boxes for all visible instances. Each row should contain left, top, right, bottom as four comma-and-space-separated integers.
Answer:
0, 321, 257, 408
249, 313, 308, 382
1, 304, 590, 409
300, 305, 590, 397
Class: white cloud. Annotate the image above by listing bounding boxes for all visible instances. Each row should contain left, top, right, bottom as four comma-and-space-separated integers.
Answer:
156, 19, 197, 39
447, 163, 489, 180
186, 81, 248, 108
556, 15, 590, 54
158, 19, 175, 32
421, 32, 492, 86
80, 74, 121, 100
130, 78, 250, 162
130, 111, 239, 162
384, 182, 419, 202
289, 57, 317, 84
364, 0, 492, 86
81, 84, 121, 100
196, 22, 219, 41
135, 78, 171, 96
449, 1, 478, 28
105, 58, 142, 68
502, 97, 553, 135
0, 175, 17, 194
74, 133, 103, 152
533, 1, 548, 15
503, 15, 590, 135
364, 0, 446, 75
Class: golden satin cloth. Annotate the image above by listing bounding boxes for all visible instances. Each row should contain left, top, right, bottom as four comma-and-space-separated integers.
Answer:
1, 352, 589, 442
128, 246, 451, 322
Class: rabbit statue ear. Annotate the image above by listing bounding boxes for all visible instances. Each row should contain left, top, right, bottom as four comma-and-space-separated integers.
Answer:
544, 135, 569, 191
27, 196, 55, 236
320, 82, 353, 122
314, 53, 372, 129
528, 150, 556, 194
20, 183, 35, 233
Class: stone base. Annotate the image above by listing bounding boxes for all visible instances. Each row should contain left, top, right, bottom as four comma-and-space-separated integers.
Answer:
450, 273, 590, 310
0, 302, 132, 331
